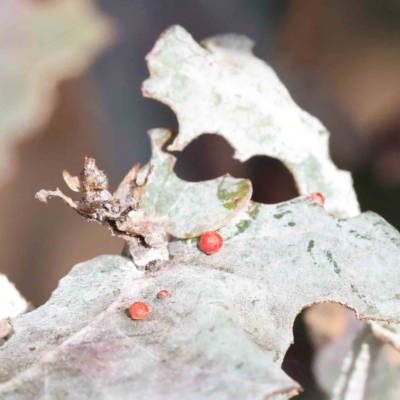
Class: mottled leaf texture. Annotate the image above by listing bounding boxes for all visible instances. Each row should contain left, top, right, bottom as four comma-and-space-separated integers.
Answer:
0, 0, 115, 183
172, 198, 400, 363
0, 275, 27, 340
0, 256, 300, 400
22, 25, 400, 398
315, 323, 400, 400
3, 199, 400, 398
139, 128, 252, 238
142, 26, 359, 218
36, 129, 252, 267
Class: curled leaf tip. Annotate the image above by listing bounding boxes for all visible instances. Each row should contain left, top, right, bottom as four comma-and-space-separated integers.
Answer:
62, 170, 82, 192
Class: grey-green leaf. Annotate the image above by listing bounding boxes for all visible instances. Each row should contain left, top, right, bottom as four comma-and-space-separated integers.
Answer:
139, 128, 252, 238
143, 25, 359, 218
168, 198, 400, 363
0, 256, 300, 399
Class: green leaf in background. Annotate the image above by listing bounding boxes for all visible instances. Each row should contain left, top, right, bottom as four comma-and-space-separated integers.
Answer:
0, 0, 115, 183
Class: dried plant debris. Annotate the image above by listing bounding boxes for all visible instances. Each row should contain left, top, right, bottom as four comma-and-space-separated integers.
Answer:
143, 25, 359, 218
0, 274, 28, 340
36, 156, 157, 265
0, 256, 301, 400
0, 0, 115, 183
36, 129, 252, 267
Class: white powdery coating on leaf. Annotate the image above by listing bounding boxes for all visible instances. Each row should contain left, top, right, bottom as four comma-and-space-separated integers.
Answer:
0, 274, 27, 321
2, 199, 400, 397
0, 256, 299, 399
169, 198, 400, 363
143, 25, 360, 218
138, 128, 252, 238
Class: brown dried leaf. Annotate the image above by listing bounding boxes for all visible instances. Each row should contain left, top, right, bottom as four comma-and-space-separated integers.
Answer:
36, 158, 154, 266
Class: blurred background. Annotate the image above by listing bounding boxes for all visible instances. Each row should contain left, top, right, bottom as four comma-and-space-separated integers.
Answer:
1, 1, 400, 398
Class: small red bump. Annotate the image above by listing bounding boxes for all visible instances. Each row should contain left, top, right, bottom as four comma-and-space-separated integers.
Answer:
157, 289, 170, 299
199, 231, 223, 255
309, 192, 325, 206
129, 302, 149, 320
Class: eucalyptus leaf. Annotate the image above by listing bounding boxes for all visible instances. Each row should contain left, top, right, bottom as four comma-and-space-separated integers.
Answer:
0, 275, 27, 322
3, 197, 400, 398
370, 321, 400, 351
0, 256, 300, 400
18, 24, 400, 399
143, 26, 359, 218
169, 198, 400, 363
139, 128, 252, 238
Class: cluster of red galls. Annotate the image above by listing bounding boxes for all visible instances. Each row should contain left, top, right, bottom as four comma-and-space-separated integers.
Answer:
129, 192, 324, 320
129, 289, 170, 320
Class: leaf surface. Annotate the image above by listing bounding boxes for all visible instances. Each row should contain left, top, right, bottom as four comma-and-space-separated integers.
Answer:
168, 198, 400, 363
3, 198, 400, 397
0, 256, 300, 400
143, 26, 359, 218
139, 128, 252, 238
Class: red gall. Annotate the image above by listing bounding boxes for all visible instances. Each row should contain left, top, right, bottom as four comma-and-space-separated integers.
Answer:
157, 290, 170, 299
199, 231, 223, 255
309, 192, 325, 206
129, 302, 149, 320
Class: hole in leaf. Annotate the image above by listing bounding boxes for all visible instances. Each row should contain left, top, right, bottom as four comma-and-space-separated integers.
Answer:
283, 302, 365, 399
171, 134, 299, 204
